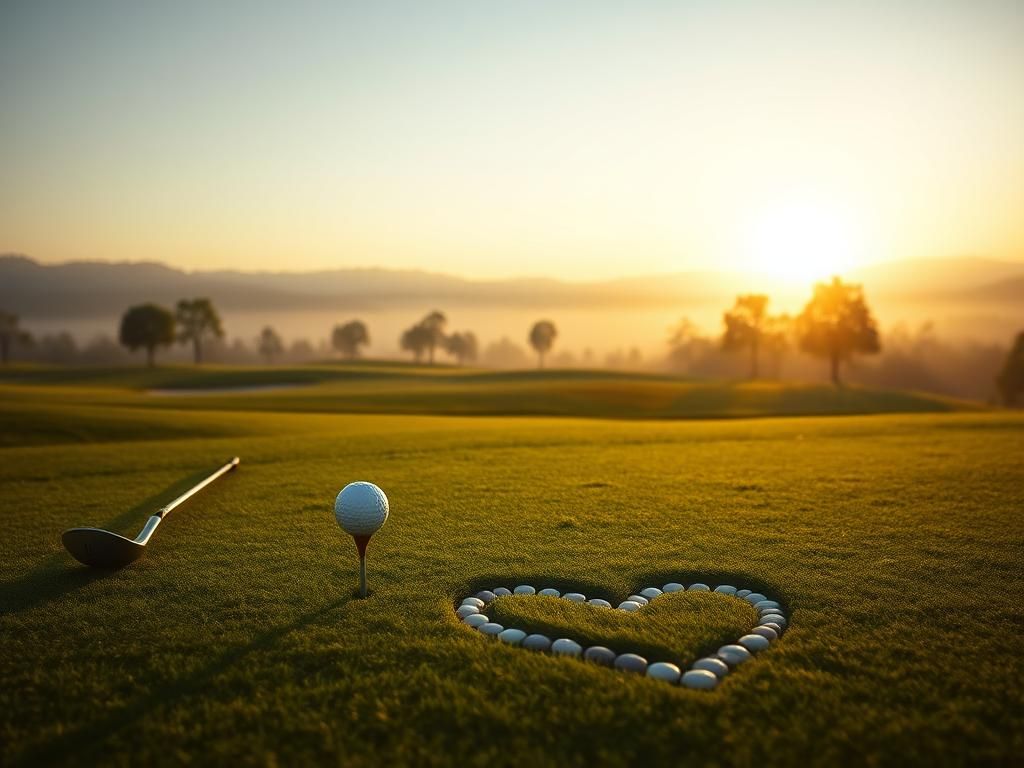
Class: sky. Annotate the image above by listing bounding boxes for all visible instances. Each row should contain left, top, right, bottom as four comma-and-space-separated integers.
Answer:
1, 0, 1022, 281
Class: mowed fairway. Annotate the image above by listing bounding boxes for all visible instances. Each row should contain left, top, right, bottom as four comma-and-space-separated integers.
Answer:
1, 370, 1022, 766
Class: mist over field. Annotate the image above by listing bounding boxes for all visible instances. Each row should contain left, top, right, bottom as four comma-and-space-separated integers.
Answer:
3, 253, 1019, 401
4, 252, 1021, 346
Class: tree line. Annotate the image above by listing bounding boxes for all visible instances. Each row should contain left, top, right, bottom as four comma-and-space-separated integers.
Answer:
2, 276, 1022, 405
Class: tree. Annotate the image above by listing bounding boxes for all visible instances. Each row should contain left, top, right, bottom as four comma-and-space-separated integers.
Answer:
119, 304, 176, 366
420, 310, 447, 364
0, 310, 32, 365
400, 323, 432, 363
996, 331, 1024, 407
258, 326, 284, 364
444, 331, 478, 366
176, 298, 224, 364
332, 320, 370, 359
722, 294, 790, 379
796, 277, 880, 385
528, 320, 558, 369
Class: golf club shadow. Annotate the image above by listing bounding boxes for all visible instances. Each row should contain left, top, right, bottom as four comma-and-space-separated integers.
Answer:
0, 466, 217, 617
11, 595, 351, 767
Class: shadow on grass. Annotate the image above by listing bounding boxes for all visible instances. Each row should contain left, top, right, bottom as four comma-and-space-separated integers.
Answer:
12, 595, 351, 767
0, 466, 222, 617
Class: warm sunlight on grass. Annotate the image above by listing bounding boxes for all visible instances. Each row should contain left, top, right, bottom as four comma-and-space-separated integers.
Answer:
743, 199, 862, 284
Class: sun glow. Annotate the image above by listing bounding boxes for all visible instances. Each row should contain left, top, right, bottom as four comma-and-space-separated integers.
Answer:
743, 200, 862, 284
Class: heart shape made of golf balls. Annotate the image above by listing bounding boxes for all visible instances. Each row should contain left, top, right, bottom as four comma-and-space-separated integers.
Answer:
455, 581, 788, 689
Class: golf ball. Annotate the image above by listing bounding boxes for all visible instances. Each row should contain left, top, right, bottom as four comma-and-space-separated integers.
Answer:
583, 646, 616, 666
681, 669, 718, 689
498, 628, 527, 645
693, 657, 730, 677
522, 634, 552, 651
646, 662, 681, 683
552, 638, 583, 657
738, 634, 771, 652
334, 482, 389, 536
614, 653, 648, 674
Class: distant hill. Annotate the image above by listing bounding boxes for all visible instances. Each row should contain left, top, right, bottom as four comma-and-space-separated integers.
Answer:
1, 253, 1020, 320
849, 256, 1024, 300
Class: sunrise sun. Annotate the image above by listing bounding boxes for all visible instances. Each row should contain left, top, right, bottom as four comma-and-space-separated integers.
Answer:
743, 200, 860, 284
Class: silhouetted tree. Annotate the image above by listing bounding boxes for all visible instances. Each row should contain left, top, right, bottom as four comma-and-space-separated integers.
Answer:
258, 326, 284, 364
400, 323, 432, 363
796, 277, 880, 385
528, 320, 558, 369
420, 310, 447, 364
119, 304, 176, 366
0, 310, 32, 364
722, 295, 790, 379
333, 320, 370, 359
996, 331, 1024, 407
176, 298, 224, 364
444, 331, 478, 366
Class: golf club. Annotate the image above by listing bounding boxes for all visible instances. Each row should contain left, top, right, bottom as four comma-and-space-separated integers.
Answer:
62, 456, 240, 568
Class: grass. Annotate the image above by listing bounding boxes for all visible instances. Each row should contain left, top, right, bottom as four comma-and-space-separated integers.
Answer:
0, 368, 1021, 766
0, 361, 977, 421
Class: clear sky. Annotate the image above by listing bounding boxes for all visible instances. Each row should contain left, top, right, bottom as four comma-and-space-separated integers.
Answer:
2, 0, 1022, 281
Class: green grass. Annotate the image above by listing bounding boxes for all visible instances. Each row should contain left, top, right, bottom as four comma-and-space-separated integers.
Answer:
0, 371, 1021, 766
0, 362, 977, 422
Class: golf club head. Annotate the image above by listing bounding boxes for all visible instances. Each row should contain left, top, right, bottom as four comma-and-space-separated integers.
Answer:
62, 527, 146, 568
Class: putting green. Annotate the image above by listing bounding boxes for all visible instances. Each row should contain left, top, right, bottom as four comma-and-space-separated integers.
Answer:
0, 378, 1021, 766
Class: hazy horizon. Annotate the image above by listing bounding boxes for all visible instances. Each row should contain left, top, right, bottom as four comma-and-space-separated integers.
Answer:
3, 1, 1023, 282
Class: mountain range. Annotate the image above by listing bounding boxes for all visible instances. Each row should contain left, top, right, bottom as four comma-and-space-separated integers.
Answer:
1, 254, 1021, 320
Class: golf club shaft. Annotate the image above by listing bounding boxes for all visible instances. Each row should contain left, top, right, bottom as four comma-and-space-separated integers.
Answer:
359, 555, 367, 598
157, 457, 240, 519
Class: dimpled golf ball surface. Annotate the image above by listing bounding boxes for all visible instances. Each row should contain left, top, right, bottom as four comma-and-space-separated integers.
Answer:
334, 482, 389, 536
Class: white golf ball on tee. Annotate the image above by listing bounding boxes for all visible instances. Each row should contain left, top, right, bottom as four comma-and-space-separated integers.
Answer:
335, 482, 389, 537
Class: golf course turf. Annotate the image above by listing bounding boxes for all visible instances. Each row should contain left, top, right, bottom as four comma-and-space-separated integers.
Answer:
1, 365, 1021, 766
